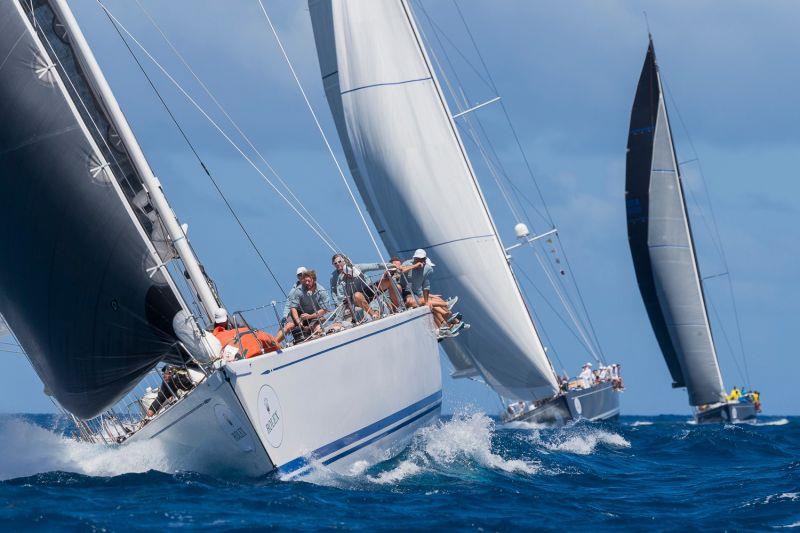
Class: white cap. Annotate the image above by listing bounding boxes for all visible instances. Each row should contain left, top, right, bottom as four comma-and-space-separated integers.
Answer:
583, 362, 592, 367
413, 248, 427, 259
213, 308, 228, 324
296, 266, 308, 275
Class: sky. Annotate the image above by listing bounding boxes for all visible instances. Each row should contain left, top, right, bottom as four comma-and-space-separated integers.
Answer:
2, 0, 798, 416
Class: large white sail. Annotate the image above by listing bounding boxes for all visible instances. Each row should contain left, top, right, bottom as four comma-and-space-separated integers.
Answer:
309, 0, 558, 401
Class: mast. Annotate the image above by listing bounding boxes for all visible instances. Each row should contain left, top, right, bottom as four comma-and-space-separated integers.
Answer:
50, 0, 221, 323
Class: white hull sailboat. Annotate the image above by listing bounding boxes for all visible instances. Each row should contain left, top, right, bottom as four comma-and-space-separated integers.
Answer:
625, 37, 759, 424
308, 0, 621, 425
0, 0, 442, 477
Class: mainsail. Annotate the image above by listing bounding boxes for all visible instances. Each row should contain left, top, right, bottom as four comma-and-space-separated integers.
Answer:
0, 1, 213, 418
309, 0, 558, 400
625, 38, 725, 406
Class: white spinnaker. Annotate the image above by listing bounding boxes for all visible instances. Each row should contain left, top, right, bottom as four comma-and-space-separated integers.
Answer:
309, 0, 558, 400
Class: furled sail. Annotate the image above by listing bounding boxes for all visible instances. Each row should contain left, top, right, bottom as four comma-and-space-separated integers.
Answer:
0, 1, 195, 418
625, 39, 725, 406
309, 0, 558, 400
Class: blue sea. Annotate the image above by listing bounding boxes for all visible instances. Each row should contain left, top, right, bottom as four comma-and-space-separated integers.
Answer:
0, 413, 797, 531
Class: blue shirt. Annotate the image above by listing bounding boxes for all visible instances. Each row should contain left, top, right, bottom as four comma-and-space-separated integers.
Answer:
329, 262, 387, 305
294, 283, 331, 314
281, 282, 303, 317
401, 260, 433, 298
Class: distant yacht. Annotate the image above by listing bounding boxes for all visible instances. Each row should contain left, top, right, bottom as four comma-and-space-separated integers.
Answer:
625, 36, 760, 424
308, 0, 623, 425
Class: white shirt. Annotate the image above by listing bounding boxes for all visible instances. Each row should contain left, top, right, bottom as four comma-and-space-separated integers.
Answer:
579, 367, 593, 387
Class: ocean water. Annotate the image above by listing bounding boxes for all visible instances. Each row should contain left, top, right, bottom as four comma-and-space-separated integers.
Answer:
0, 413, 797, 531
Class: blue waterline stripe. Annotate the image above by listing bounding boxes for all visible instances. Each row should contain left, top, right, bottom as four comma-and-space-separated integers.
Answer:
397, 234, 495, 255
263, 313, 427, 375
279, 391, 442, 477
340, 76, 431, 96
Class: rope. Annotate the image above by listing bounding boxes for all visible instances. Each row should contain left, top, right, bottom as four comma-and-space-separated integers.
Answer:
132, 0, 340, 253
96, 2, 339, 254
103, 7, 285, 297
256, 1, 389, 271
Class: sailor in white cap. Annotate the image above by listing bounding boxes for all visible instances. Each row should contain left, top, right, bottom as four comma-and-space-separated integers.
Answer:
213, 307, 229, 328
276, 267, 309, 343
579, 362, 594, 389
401, 249, 466, 335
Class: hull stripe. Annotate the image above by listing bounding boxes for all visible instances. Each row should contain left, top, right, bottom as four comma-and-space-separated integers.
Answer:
279, 390, 442, 477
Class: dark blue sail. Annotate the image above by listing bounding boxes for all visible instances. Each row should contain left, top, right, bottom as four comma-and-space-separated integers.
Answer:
0, 1, 185, 418
625, 39, 725, 406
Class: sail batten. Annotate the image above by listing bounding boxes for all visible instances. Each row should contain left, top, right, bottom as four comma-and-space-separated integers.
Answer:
309, 0, 558, 400
625, 39, 725, 406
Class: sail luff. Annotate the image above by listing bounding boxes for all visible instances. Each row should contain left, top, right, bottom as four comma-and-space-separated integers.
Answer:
309, 0, 559, 400
49, 0, 221, 324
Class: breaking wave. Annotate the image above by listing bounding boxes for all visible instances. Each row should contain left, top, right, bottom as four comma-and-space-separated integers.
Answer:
527, 423, 631, 455
0, 416, 171, 480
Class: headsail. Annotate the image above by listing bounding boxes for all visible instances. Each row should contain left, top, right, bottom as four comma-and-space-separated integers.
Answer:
625, 39, 725, 406
0, 1, 206, 418
309, 0, 558, 400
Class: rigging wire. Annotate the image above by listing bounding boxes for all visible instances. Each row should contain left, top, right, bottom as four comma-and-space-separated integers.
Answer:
96, 2, 340, 256
103, 7, 286, 296
255, 1, 389, 269
662, 79, 751, 387
132, 0, 340, 253
415, 1, 605, 360
450, 0, 607, 361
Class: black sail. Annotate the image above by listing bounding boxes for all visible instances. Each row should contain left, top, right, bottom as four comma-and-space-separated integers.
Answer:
625, 39, 725, 406
0, 1, 184, 418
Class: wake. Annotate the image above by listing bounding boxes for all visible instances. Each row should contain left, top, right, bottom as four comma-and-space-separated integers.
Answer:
0, 416, 171, 481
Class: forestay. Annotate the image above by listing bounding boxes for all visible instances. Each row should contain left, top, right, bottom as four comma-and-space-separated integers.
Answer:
0, 1, 197, 418
625, 39, 725, 406
308, 0, 558, 400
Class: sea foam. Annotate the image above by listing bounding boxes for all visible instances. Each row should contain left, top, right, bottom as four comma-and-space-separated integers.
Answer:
0, 417, 171, 480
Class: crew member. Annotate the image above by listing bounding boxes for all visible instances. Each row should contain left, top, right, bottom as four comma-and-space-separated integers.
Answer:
290, 270, 331, 341
212, 308, 279, 361
579, 362, 593, 389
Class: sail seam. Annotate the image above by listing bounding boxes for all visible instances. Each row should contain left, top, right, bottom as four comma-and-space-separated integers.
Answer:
339, 76, 432, 96
396, 234, 494, 254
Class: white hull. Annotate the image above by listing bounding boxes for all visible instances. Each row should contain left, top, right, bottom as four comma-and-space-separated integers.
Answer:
124, 307, 442, 478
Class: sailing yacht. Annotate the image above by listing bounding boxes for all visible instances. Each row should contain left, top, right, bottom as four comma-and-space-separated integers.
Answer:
0, 0, 444, 478
625, 37, 759, 424
308, 0, 621, 425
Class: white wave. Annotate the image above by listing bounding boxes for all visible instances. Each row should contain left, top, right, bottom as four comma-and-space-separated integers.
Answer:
530, 426, 631, 456
419, 412, 539, 474
756, 418, 790, 427
775, 521, 800, 529
0, 417, 171, 480
630, 421, 653, 427
367, 460, 422, 484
